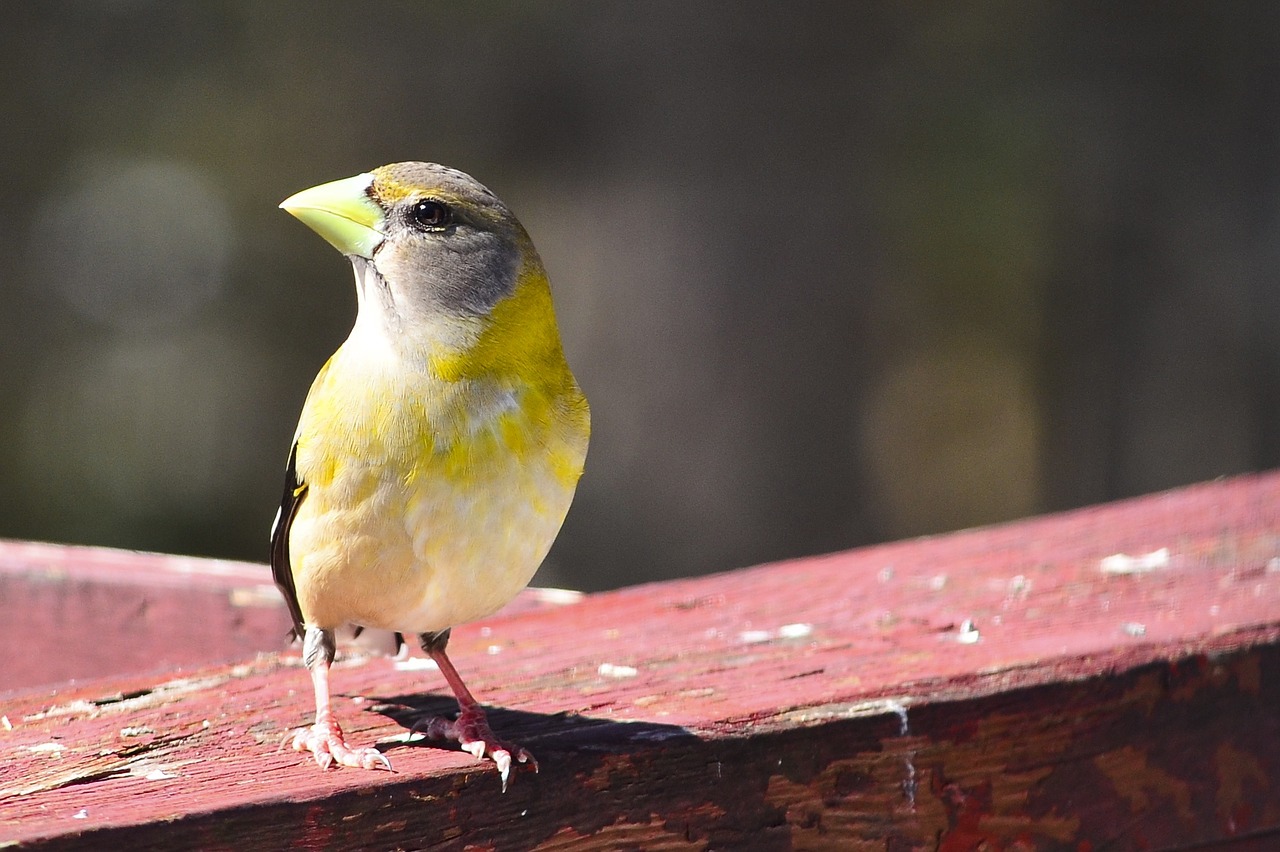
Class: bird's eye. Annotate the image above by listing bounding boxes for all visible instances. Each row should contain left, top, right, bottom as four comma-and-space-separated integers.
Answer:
410, 199, 451, 230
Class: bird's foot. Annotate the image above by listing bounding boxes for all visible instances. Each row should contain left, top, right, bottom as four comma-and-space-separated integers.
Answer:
411, 705, 536, 791
289, 719, 392, 772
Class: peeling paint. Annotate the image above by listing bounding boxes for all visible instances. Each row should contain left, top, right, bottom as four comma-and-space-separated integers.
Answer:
4, 474, 1280, 848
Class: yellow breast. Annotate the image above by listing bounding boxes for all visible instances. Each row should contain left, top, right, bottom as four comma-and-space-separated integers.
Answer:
287, 271, 589, 634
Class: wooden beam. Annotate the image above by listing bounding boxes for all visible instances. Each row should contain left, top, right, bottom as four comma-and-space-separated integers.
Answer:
3, 472, 1279, 849
0, 543, 288, 691
0, 543, 575, 693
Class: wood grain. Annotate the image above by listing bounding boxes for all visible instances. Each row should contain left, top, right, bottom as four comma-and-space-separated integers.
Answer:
2, 472, 1279, 850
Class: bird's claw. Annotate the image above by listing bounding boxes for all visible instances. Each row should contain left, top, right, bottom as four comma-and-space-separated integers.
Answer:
290, 721, 392, 772
412, 706, 536, 792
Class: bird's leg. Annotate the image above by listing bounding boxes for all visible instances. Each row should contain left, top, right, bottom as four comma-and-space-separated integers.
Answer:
412, 629, 537, 790
290, 626, 391, 771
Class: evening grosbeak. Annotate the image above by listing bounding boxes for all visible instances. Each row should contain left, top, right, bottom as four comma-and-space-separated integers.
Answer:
273, 163, 589, 788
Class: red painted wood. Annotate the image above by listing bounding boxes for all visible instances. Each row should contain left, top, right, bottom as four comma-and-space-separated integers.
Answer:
0, 544, 289, 692
2, 472, 1279, 850
0, 543, 580, 692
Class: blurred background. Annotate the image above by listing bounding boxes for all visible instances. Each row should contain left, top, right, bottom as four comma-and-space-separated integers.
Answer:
2, 3, 1277, 593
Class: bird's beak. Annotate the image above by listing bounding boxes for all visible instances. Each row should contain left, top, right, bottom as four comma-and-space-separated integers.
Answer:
280, 173, 385, 259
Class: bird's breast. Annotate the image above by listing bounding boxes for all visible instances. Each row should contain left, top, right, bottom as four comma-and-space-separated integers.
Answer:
289, 349, 588, 634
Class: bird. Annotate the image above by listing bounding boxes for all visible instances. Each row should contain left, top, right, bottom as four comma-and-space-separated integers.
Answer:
272, 162, 590, 789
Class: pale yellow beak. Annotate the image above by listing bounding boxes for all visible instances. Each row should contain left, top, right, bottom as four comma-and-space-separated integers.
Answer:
280, 173, 385, 259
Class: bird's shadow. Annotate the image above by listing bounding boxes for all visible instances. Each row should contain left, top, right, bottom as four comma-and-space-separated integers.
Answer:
363, 693, 698, 759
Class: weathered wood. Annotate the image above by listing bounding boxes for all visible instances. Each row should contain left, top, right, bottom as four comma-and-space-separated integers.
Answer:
3, 472, 1280, 850
0, 543, 576, 692
0, 543, 288, 692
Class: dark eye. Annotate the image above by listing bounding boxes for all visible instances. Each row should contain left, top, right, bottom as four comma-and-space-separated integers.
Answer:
410, 199, 451, 230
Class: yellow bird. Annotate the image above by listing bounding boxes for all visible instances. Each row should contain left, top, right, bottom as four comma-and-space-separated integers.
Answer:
272, 163, 589, 787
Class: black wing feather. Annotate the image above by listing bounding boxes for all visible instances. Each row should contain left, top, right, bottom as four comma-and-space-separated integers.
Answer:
270, 441, 307, 640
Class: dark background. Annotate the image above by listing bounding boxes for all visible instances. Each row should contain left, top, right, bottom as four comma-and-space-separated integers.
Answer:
3, 3, 1277, 592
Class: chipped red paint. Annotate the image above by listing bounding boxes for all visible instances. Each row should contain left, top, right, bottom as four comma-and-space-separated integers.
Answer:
934, 773, 1002, 851
2, 472, 1280, 849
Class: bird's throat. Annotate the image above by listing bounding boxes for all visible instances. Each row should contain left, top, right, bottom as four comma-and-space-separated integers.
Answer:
426, 264, 573, 388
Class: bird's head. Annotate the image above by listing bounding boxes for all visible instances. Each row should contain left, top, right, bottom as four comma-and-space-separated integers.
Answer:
281, 163, 566, 380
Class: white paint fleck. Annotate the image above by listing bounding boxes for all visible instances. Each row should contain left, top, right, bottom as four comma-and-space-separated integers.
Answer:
778, 623, 813, 639
929, 575, 948, 591
529, 587, 585, 606
487, 645, 503, 655
1267, 557, 1280, 573
957, 620, 980, 644
376, 731, 419, 746
144, 769, 177, 781
598, 663, 638, 678
886, 700, 916, 811
887, 700, 910, 736
739, 623, 813, 644
1100, 547, 1170, 575
73, 809, 88, 820
1121, 622, 1146, 636
119, 726, 154, 738
1, 715, 11, 731
28, 742, 65, 755
393, 657, 440, 672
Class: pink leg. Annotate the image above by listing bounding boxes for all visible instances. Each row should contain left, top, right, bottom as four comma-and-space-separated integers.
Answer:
290, 627, 391, 772
413, 631, 536, 791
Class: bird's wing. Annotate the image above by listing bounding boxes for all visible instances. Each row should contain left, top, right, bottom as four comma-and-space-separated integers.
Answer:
270, 441, 308, 639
